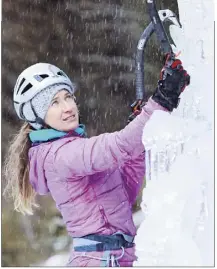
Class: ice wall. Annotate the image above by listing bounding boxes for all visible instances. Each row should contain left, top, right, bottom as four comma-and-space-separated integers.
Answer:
134, 0, 214, 266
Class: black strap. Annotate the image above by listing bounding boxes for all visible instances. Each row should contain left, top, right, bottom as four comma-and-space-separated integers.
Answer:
29, 100, 45, 125
74, 234, 134, 252
19, 101, 45, 128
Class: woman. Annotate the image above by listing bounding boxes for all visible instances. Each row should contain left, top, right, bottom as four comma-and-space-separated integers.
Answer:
4, 60, 190, 267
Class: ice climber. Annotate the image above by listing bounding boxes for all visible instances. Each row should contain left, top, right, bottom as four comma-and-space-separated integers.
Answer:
4, 59, 190, 266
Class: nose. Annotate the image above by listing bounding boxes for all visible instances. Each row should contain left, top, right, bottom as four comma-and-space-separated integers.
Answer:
61, 100, 75, 112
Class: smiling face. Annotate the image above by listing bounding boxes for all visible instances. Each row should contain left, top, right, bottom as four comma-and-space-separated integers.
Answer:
45, 90, 79, 132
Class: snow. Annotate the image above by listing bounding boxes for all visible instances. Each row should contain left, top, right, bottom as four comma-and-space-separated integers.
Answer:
38, 253, 70, 266
134, 0, 214, 266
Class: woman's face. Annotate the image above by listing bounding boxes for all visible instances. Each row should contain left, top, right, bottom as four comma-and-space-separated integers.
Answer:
45, 90, 79, 132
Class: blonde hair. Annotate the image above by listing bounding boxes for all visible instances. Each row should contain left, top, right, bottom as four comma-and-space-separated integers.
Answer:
3, 122, 39, 215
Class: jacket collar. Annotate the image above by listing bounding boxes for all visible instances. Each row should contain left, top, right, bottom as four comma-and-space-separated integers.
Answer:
29, 124, 86, 143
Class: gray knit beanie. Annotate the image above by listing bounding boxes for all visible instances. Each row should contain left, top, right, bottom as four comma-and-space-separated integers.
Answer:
22, 84, 74, 130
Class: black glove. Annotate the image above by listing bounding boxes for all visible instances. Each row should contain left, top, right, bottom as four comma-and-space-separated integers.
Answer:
152, 55, 190, 112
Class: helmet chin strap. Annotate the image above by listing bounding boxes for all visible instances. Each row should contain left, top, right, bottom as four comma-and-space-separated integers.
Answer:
29, 100, 45, 126
20, 101, 49, 129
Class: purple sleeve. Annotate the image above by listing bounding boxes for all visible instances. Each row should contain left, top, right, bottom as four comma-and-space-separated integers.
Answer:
54, 98, 168, 177
120, 153, 145, 205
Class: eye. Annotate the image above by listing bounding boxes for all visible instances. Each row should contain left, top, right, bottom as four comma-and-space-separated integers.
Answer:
51, 100, 58, 106
66, 94, 76, 101
66, 95, 72, 99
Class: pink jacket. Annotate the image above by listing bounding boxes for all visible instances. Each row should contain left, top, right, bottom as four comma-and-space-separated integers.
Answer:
28, 97, 167, 266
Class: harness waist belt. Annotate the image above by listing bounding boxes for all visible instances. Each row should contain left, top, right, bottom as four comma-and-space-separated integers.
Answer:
73, 233, 135, 252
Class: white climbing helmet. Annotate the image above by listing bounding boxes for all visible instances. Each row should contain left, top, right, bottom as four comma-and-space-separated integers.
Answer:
13, 63, 75, 120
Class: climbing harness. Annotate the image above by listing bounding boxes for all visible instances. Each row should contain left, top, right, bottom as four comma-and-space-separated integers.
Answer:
72, 232, 134, 267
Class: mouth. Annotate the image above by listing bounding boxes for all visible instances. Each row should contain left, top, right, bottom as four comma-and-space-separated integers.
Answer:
63, 114, 76, 122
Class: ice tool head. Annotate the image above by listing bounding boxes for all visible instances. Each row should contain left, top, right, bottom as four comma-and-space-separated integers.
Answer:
158, 9, 182, 28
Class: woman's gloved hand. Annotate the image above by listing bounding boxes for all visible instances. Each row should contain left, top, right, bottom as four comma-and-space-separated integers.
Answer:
152, 54, 190, 112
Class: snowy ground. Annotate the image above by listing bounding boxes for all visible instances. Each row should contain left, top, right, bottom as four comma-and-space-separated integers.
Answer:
134, 0, 214, 266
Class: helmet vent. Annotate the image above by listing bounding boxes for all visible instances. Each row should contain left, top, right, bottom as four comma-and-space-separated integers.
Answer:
33, 74, 49, 82
57, 71, 67, 77
21, 83, 33, 95
40, 74, 49, 79
16, 78, 25, 94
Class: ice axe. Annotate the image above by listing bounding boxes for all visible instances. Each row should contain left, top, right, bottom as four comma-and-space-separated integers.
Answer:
128, 5, 181, 122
